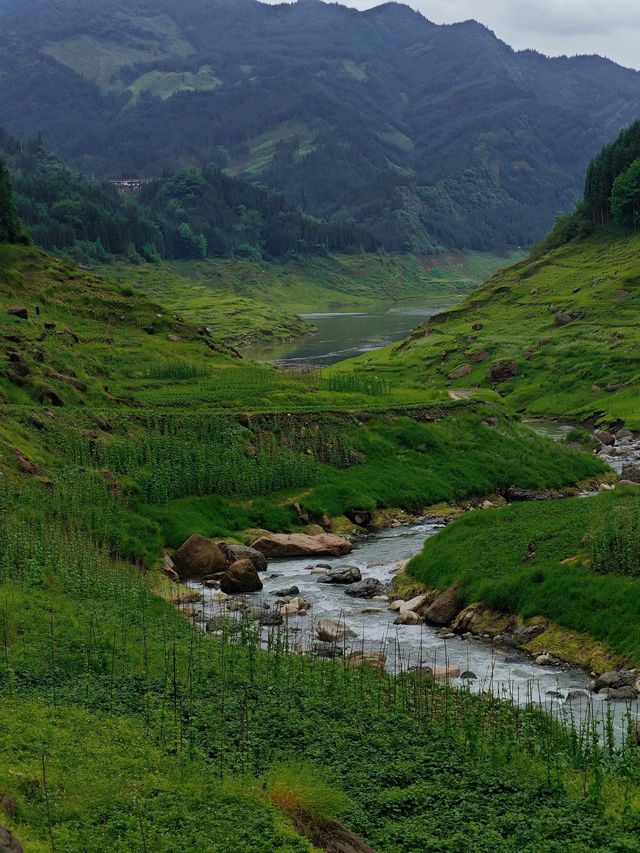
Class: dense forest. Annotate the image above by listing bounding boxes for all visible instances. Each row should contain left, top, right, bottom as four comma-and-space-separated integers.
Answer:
0, 158, 27, 244
0, 131, 376, 262
2, 0, 640, 252
534, 119, 640, 254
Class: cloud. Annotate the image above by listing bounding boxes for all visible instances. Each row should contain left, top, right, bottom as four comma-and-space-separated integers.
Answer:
261, 0, 640, 69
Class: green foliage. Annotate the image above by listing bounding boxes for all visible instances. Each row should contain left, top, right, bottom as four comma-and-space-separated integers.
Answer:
0, 158, 27, 244
408, 489, 640, 664
265, 762, 350, 827
0, 131, 376, 262
585, 119, 640, 225
3, 0, 638, 252
591, 504, 640, 578
611, 158, 640, 228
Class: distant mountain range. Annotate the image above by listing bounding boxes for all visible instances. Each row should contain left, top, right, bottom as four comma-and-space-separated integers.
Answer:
3, 0, 640, 252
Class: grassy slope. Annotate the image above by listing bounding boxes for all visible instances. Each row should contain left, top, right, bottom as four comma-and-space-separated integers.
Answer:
407, 487, 640, 667
343, 227, 640, 428
1, 245, 639, 848
101, 251, 510, 347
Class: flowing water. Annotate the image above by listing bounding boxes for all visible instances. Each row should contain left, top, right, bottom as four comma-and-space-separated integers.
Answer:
246, 299, 457, 367
194, 521, 637, 740
236, 305, 640, 741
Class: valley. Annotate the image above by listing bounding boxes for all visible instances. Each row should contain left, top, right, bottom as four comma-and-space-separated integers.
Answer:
2, 2, 640, 851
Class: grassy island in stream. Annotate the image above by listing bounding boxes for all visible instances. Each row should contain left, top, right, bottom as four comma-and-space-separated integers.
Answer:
406, 486, 640, 671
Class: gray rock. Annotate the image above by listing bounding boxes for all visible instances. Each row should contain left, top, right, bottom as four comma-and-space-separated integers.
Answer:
311, 641, 344, 658
621, 464, 640, 484
505, 486, 553, 502
316, 618, 356, 643
602, 686, 638, 701
566, 690, 589, 702
271, 586, 300, 597
490, 361, 519, 383
219, 542, 268, 573
344, 578, 385, 599
318, 565, 362, 585
424, 585, 464, 626
0, 826, 22, 853
220, 560, 263, 594
257, 611, 284, 627
460, 671, 477, 680
594, 429, 615, 446
595, 669, 636, 692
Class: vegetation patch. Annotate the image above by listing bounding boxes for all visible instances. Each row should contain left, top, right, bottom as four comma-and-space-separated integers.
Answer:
407, 488, 640, 666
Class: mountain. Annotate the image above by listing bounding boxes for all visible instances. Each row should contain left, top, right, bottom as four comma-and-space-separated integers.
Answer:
2, 0, 640, 253
0, 130, 375, 263
342, 130, 640, 428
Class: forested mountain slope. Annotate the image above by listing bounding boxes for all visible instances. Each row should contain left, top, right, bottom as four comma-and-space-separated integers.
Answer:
2, 0, 640, 252
0, 131, 374, 264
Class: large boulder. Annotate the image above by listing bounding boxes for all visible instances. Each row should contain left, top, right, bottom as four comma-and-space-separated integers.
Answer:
172, 535, 228, 581
424, 585, 464, 626
594, 429, 615, 447
344, 578, 385, 599
621, 464, 640, 484
347, 650, 387, 671
7, 306, 28, 320
219, 542, 268, 572
172, 534, 229, 580
251, 532, 353, 558
318, 565, 361, 585
220, 560, 263, 594
594, 669, 636, 693
0, 827, 22, 853
316, 619, 356, 643
448, 364, 471, 380
490, 361, 519, 383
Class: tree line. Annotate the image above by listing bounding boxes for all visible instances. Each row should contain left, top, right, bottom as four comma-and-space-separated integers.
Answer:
0, 130, 378, 264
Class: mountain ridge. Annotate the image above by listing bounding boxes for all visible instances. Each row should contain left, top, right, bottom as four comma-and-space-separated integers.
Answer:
2, 0, 640, 252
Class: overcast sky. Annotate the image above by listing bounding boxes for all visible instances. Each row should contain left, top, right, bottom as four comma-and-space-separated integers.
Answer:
263, 0, 640, 70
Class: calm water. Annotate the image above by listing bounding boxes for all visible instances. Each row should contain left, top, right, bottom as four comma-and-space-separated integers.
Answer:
246, 298, 459, 366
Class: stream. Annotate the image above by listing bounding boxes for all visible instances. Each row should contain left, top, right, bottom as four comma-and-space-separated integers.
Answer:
194, 521, 636, 741
231, 303, 639, 741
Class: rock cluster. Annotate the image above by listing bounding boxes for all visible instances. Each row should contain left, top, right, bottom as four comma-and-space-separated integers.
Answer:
166, 534, 268, 593
589, 669, 640, 701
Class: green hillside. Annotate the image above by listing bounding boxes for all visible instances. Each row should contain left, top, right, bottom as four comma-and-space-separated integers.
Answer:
343, 227, 640, 427
2, 167, 636, 848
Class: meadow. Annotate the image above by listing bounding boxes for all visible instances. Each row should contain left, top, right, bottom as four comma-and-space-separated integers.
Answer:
2, 241, 640, 850
341, 227, 640, 428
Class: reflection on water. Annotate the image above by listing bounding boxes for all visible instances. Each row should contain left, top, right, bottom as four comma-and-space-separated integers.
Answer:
246, 299, 459, 366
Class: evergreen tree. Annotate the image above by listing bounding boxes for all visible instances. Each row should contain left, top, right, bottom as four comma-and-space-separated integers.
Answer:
611, 158, 640, 229
0, 158, 27, 243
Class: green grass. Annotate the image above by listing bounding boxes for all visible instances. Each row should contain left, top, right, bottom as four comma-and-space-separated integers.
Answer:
2, 242, 640, 849
43, 15, 194, 91
101, 251, 509, 347
407, 487, 640, 665
1, 529, 640, 852
343, 227, 640, 428
129, 65, 222, 100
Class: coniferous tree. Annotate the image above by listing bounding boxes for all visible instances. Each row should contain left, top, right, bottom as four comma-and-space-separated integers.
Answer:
0, 158, 27, 243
